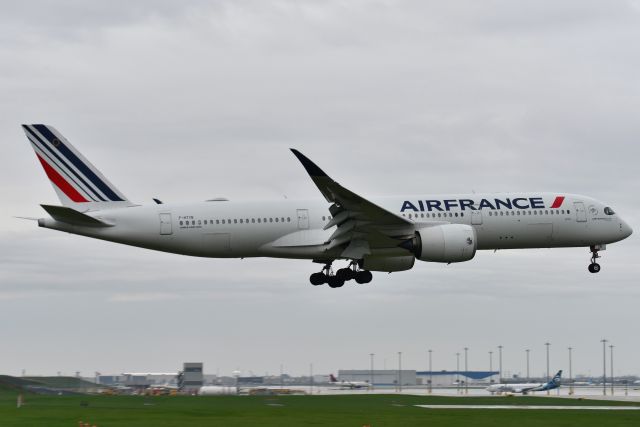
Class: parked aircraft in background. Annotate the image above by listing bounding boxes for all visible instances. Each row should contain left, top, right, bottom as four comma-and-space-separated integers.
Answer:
486, 370, 562, 395
329, 374, 372, 389
22, 124, 632, 287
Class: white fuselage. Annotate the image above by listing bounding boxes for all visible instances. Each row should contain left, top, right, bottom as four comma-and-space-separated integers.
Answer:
38, 192, 632, 264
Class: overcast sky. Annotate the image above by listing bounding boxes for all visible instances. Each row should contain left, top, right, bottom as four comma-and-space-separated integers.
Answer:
1, 0, 639, 379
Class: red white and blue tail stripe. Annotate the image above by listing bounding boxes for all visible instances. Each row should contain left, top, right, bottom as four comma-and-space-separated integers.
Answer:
22, 124, 134, 211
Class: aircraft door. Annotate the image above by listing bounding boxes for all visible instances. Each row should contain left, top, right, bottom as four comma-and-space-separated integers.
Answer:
471, 210, 483, 225
297, 209, 309, 229
159, 213, 173, 235
574, 202, 587, 222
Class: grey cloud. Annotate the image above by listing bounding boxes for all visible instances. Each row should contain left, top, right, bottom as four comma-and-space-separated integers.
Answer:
1, 1, 639, 377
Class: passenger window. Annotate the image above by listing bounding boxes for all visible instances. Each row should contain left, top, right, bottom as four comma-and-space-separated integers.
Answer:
567, 210, 570, 214
258, 218, 261, 223
455, 212, 458, 217
179, 221, 183, 225
500, 211, 503, 216
216, 220, 220, 224
322, 216, 326, 221
240, 219, 243, 224
270, 218, 273, 222
461, 213, 464, 217
251, 218, 255, 223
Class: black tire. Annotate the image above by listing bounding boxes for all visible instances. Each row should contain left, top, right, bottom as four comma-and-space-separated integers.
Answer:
360, 270, 373, 283
310, 272, 326, 286
590, 263, 601, 273
355, 270, 373, 284
336, 268, 354, 281
327, 276, 345, 288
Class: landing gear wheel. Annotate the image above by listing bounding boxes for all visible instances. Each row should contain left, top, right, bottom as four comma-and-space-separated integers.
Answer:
336, 268, 355, 281
588, 245, 603, 274
310, 272, 327, 286
327, 276, 345, 288
354, 270, 373, 284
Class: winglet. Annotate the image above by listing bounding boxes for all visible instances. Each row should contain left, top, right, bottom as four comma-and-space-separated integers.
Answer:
290, 149, 328, 178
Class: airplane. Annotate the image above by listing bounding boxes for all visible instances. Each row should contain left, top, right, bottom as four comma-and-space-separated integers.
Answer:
329, 374, 372, 389
486, 370, 562, 395
21, 124, 632, 288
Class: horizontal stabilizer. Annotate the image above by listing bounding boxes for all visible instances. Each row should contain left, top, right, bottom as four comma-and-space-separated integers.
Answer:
41, 204, 112, 227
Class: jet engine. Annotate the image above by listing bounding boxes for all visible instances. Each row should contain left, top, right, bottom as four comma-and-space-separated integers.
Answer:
412, 224, 477, 263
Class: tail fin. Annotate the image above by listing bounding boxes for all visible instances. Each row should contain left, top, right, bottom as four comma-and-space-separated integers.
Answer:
551, 370, 562, 384
329, 374, 337, 383
22, 124, 134, 212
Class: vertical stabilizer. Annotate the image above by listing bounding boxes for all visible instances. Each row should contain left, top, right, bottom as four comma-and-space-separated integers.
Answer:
22, 124, 134, 212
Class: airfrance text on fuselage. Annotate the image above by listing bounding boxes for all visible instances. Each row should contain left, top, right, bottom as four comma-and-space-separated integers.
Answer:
400, 196, 564, 212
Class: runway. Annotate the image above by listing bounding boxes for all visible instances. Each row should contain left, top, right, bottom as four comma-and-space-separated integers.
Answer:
416, 404, 640, 410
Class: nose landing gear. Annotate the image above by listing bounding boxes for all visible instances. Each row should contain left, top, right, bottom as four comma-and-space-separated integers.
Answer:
588, 245, 604, 273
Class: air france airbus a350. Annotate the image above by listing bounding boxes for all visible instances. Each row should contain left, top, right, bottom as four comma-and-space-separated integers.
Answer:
21, 125, 632, 288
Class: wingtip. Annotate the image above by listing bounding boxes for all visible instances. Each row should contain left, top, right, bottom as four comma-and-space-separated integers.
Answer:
290, 149, 328, 177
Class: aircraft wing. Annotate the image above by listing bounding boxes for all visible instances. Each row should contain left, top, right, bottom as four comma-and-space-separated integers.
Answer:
291, 149, 414, 259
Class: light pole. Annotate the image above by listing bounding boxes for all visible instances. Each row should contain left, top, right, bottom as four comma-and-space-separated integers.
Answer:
525, 349, 530, 381
610, 345, 614, 396
456, 352, 460, 395
568, 347, 573, 395
398, 351, 402, 393
310, 363, 313, 395
370, 353, 374, 391
601, 339, 607, 396
498, 345, 503, 383
545, 342, 550, 395
428, 349, 433, 394
489, 351, 493, 384
464, 347, 469, 395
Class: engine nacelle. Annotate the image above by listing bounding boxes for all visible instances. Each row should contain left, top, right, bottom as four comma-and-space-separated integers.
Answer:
360, 255, 415, 272
414, 224, 476, 263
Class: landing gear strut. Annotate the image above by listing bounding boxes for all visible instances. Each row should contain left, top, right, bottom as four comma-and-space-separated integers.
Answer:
308, 261, 372, 287
588, 245, 603, 273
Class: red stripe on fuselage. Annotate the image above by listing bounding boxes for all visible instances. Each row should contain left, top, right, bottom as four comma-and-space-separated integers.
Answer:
550, 196, 565, 209
36, 154, 88, 202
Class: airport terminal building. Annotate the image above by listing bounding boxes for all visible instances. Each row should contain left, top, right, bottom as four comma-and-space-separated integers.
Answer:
338, 370, 498, 386
416, 371, 499, 386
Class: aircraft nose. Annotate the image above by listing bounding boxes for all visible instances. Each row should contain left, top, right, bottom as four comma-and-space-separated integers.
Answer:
620, 219, 633, 239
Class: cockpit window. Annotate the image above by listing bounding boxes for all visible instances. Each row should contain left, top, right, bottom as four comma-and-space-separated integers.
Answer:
604, 207, 615, 215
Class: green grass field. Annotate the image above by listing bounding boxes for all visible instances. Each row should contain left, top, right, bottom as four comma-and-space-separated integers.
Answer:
2, 385, 640, 427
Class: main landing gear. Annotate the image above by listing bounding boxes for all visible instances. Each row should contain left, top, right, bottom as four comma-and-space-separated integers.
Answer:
309, 261, 373, 288
588, 245, 604, 273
